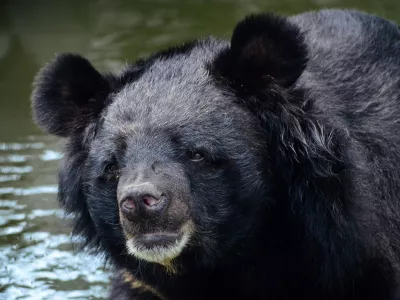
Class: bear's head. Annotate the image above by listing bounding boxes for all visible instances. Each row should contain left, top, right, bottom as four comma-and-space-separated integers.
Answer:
31, 13, 307, 272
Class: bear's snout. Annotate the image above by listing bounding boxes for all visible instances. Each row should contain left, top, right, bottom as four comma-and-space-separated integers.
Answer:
119, 183, 169, 221
116, 158, 192, 241
116, 164, 194, 264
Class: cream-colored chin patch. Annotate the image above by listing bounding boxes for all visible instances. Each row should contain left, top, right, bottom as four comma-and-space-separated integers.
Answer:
126, 221, 194, 266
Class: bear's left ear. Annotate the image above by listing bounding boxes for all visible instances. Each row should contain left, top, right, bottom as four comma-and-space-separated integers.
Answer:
212, 13, 307, 91
31, 53, 114, 137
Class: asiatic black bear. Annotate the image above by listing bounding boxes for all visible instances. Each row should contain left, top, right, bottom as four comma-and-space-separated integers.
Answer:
31, 9, 400, 300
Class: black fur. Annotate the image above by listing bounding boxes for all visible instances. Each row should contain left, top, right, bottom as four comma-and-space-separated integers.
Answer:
31, 54, 112, 136
31, 9, 400, 300
212, 12, 307, 91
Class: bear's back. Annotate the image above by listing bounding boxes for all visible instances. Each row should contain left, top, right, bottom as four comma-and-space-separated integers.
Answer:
292, 9, 400, 149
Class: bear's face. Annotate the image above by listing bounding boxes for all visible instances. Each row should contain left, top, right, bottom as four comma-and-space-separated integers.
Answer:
31, 13, 307, 269
83, 45, 266, 266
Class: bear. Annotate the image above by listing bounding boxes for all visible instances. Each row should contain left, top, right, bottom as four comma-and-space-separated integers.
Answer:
30, 8, 400, 300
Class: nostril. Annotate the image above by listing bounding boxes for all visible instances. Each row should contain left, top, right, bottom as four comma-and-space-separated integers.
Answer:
121, 198, 136, 211
119, 184, 166, 217
142, 195, 160, 207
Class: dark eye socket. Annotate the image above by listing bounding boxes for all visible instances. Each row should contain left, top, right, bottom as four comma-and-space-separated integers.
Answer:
104, 161, 120, 181
189, 151, 205, 162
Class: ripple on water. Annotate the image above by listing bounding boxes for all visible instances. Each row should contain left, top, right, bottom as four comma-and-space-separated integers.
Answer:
0, 200, 26, 210
0, 175, 21, 183
39, 150, 63, 161
0, 143, 45, 151
0, 213, 26, 227
0, 221, 27, 236
0, 139, 111, 299
2, 244, 110, 296
0, 186, 58, 196
0, 154, 30, 163
0, 166, 33, 174
1, 228, 110, 299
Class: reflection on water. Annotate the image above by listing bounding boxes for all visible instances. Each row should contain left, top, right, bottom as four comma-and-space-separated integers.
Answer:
0, 0, 399, 299
0, 137, 110, 299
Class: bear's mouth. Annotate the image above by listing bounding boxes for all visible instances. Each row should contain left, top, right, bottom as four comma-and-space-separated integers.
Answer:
125, 221, 194, 265
135, 232, 183, 247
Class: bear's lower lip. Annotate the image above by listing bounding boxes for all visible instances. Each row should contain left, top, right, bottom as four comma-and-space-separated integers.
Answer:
135, 232, 182, 248
125, 221, 194, 264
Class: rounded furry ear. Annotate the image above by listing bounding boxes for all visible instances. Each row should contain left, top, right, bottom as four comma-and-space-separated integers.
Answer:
31, 53, 112, 137
213, 13, 308, 91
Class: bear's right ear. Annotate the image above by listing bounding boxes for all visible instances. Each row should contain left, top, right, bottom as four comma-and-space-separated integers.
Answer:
31, 54, 113, 137
211, 13, 307, 93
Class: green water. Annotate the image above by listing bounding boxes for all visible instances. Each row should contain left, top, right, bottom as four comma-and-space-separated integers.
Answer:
0, 0, 399, 299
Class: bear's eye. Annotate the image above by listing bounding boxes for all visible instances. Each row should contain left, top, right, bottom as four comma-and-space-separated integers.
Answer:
189, 151, 204, 162
104, 162, 120, 181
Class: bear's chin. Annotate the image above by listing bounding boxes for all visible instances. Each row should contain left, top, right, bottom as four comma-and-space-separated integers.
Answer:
125, 221, 194, 266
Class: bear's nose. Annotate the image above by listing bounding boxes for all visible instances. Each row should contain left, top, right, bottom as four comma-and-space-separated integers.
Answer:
119, 183, 168, 220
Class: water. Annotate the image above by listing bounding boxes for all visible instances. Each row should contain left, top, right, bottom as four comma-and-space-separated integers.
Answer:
0, 0, 399, 299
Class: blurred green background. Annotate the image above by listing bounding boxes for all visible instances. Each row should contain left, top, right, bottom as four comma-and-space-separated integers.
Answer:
0, 0, 399, 299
